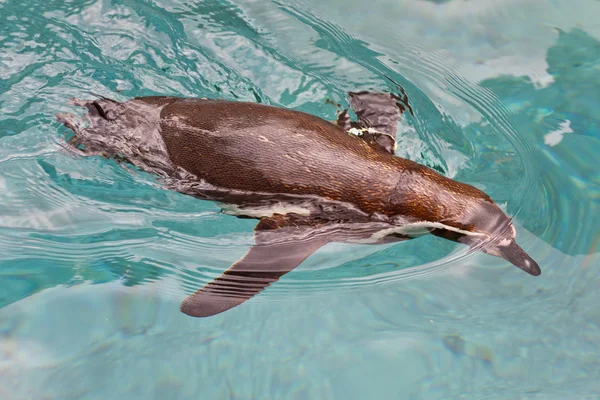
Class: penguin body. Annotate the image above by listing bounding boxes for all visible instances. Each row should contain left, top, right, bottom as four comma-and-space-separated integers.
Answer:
57, 90, 540, 317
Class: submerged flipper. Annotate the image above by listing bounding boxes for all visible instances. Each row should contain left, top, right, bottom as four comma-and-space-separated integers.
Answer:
180, 215, 332, 317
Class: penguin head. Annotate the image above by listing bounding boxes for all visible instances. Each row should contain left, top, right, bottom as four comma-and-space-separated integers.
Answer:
437, 201, 541, 276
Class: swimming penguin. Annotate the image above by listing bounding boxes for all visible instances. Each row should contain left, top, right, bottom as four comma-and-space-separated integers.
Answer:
57, 89, 541, 317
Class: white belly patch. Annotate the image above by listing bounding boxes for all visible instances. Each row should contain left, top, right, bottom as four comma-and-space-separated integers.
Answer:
365, 221, 487, 243
219, 203, 312, 218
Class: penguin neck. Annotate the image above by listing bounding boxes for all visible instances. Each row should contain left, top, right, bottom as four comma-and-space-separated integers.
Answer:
383, 159, 467, 224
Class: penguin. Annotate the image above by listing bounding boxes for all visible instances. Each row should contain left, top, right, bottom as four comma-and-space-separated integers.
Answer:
56, 89, 540, 318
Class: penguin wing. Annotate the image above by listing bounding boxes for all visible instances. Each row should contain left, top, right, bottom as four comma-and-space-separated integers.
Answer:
335, 105, 396, 154
348, 91, 406, 136
179, 214, 332, 317
334, 89, 413, 155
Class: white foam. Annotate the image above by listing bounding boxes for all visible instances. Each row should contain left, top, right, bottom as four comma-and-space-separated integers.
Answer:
347, 127, 381, 136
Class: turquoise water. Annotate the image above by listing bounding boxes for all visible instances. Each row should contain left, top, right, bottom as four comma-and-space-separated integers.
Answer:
1, 0, 599, 398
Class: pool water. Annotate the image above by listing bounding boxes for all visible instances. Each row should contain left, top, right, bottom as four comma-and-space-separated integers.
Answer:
1, 0, 599, 398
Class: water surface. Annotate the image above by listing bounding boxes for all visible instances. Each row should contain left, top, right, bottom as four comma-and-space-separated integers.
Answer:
1, 0, 599, 398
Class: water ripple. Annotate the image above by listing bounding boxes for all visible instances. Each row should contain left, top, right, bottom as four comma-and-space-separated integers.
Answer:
0, 0, 597, 311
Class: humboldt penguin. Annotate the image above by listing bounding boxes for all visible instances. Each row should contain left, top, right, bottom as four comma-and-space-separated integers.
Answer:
56, 89, 541, 318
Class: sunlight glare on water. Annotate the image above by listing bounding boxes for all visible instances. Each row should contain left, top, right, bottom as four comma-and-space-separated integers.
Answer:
1, 0, 599, 398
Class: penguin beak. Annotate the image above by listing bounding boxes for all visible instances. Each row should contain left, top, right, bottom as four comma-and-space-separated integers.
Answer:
482, 239, 541, 276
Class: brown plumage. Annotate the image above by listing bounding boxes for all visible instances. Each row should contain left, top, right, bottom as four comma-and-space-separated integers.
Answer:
57, 92, 540, 318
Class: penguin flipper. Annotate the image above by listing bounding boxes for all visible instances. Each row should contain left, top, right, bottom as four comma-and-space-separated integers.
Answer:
180, 214, 331, 318
348, 90, 407, 137
336, 89, 412, 155
335, 107, 396, 154
336, 108, 355, 131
